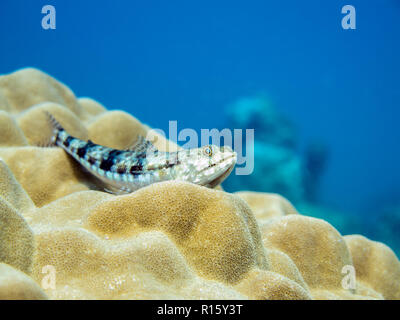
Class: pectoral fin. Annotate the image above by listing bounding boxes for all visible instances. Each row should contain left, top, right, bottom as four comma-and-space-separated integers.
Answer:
104, 185, 133, 195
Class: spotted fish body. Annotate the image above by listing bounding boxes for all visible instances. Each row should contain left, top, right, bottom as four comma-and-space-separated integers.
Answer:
45, 112, 237, 194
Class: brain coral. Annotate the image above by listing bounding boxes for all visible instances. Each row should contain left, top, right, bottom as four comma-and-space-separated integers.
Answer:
0, 68, 399, 300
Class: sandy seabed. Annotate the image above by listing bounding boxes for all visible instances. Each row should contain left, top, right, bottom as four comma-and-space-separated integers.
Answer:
0, 68, 399, 300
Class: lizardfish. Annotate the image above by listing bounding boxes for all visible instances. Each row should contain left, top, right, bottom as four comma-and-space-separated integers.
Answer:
44, 112, 237, 194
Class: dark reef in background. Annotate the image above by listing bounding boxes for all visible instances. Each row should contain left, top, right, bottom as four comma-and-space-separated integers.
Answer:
223, 95, 326, 205
304, 141, 329, 202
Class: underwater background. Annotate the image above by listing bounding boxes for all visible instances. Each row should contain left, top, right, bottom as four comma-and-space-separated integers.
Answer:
0, 0, 399, 255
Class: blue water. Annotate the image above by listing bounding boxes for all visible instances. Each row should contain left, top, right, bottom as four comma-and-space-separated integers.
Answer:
1, 1, 399, 241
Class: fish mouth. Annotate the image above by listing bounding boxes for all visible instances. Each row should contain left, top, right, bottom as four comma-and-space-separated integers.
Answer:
205, 160, 236, 188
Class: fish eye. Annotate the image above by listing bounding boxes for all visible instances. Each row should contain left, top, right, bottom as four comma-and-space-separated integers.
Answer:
203, 145, 213, 157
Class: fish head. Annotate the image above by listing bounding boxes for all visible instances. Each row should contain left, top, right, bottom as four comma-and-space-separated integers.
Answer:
175, 145, 237, 187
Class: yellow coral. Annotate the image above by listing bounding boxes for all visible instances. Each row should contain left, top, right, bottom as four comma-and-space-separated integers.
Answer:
262, 215, 354, 291
235, 269, 312, 300
0, 67, 399, 300
0, 68, 82, 116
78, 97, 107, 118
0, 263, 47, 300
0, 111, 28, 147
85, 181, 268, 283
345, 235, 400, 299
0, 199, 34, 274
235, 191, 298, 226
0, 159, 35, 213
16, 102, 88, 146
0, 160, 35, 275
0, 147, 92, 207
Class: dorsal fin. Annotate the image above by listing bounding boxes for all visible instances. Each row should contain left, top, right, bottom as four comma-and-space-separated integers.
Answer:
127, 136, 158, 154
40, 111, 64, 147
44, 111, 64, 132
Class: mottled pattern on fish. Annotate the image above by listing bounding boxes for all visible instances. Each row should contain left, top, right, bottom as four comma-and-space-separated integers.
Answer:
45, 112, 237, 194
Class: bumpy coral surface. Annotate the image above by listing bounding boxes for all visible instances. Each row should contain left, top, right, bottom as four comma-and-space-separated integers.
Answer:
0, 68, 399, 300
